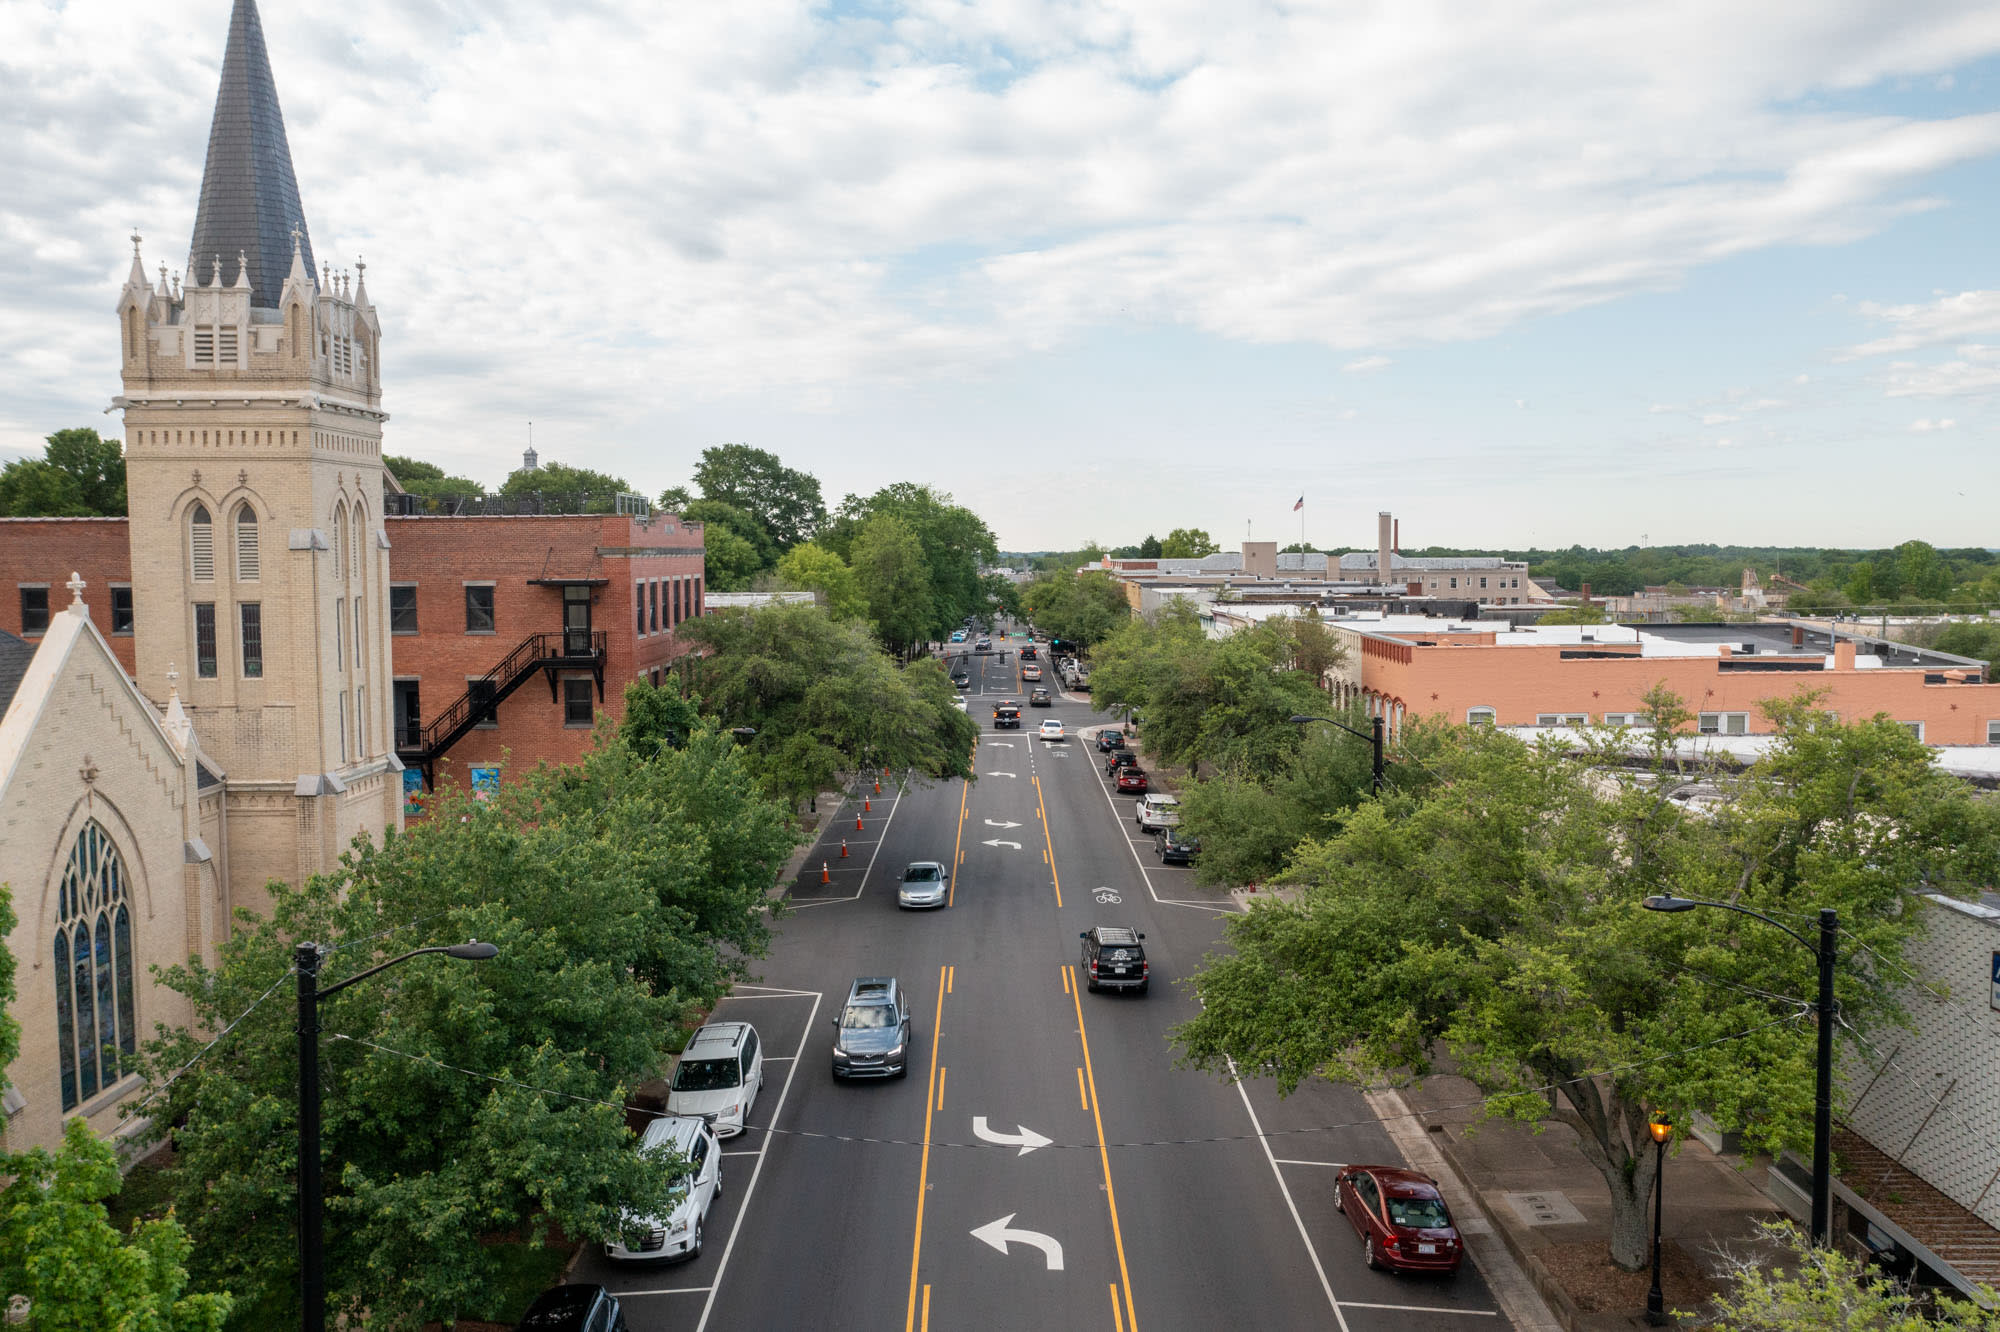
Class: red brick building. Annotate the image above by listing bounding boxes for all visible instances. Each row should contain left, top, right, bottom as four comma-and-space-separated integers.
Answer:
384, 511, 704, 800
0, 509, 705, 808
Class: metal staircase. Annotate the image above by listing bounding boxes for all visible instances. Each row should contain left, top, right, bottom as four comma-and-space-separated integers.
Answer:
397, 629, 606, 787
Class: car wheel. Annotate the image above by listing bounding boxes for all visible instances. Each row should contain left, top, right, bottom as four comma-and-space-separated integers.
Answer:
1333, 1187, 1345, 1214
715, 1168, 724, 1202
895, 1063, 909, 1080
1364, 1234, 1381, 1270
689, 1213, 704, 1259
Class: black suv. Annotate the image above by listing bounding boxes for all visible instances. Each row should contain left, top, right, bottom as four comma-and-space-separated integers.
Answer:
515, 1285, 628, 1331
1079, 926, 1149, 994
1156, 828, 1201, 865
831, 977, 913, 1079
1105, 750, 1139, 775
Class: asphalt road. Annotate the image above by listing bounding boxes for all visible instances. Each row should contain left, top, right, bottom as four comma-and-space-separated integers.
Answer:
570, 638, 1516, 1331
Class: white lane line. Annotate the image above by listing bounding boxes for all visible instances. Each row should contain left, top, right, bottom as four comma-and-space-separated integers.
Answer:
1228, 1056, 1350, 1332
784, 781, 909, 910
694, 987, 824, 1332
1085, 763, 1226, 914
1340, 1302, 1499, 1317
728, 985, 819, 996
1273, 1159, 1348, 1168
615, 1286, 713, 1297
758, 1055, 795, 1063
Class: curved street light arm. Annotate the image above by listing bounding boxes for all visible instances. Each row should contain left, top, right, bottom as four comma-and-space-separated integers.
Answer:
1288, 713, 1374, 744
1642, 895, 1813, 956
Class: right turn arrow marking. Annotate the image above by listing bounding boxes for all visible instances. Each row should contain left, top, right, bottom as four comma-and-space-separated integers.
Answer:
971, 1116, 1053, 1155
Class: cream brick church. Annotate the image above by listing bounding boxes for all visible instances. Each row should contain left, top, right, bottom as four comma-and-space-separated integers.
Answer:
0, 0, 400, 1155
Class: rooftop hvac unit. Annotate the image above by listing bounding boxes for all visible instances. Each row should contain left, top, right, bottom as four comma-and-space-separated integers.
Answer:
1740, 642, 1757, 655
1580, 632, 1594, 642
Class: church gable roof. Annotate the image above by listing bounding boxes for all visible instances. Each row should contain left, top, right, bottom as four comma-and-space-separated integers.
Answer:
187, 0, 315, 308
0, 632, 35, 717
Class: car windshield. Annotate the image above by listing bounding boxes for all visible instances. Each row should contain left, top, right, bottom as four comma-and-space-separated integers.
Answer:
672, 1057, 740, 1092
904, 865, 941, 882
843, 1004, 896, 1029
1387, 1196, 1450, 1229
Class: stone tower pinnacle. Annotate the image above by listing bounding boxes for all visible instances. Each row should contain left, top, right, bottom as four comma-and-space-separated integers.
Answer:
187, 0, 315, 308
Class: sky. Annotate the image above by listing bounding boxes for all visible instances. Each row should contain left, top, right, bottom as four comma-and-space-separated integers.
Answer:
3, 0, 1997, 554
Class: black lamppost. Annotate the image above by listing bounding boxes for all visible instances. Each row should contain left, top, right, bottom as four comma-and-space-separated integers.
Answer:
1641, 895, 1837, 1246
297, 939, 499, 1332
1287, 713, 1385, 793
1645, 1115, 1672, 1325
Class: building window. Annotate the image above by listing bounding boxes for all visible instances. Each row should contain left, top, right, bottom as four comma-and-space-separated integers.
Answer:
1988, 721, 2000, 745
1900, 721, 1925, 742
356, 685, 367, 758
1601, 712, 1652, 727
54, 820, 136, 1111
331, 505, 345, 580
1466, 707, 1496, 725
465, 584, 495, 633
240, 603, 263, 678
650, 580, 660, 632
1697, 712, 1749, 736
338, 691, 348, 763
110, 585, 134, 634
1535, 713, 1589, 727
235, 505, 260, 581
1449, 577, 1458, 589
469, 678, 499, 728
564, 677, 595, 727
194, 603, 218, 677
1480, 577, 1488, 589
190, 503, 214, 580
19, 585, 49, 636
636, 584, 647, 636
193, 325, 215, 365
335, 597, 345, 670
390, 584, 417, 635
354, 596, 365, 674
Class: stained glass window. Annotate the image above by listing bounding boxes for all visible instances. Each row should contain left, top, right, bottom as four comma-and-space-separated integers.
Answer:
54, 821, 135, 1110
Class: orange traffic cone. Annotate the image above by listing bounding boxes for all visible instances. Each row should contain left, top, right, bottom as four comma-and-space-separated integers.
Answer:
820, 862, 830, 885
840, 840, 850, 859
883, 766, 891, 777
856, 815, 865, 831
864, 797, 872, 812
874, 780, 882, 795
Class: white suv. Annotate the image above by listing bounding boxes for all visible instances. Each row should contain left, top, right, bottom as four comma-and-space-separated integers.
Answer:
1136, 792, 1180, 832
667, 1021, 764, 1138
605, 1114, 720, 1262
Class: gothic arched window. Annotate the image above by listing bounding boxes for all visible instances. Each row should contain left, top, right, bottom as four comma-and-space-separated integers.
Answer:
350, 503, 365, 581
189, 503, 214, 581
331, 502, 347, 580
53, 820, 137, 1110
235, 503, 260, 581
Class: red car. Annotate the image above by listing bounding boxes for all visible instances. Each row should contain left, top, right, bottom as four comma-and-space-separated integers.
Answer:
1115, 767, 1149, 794
1333, 1165, 1463, 1274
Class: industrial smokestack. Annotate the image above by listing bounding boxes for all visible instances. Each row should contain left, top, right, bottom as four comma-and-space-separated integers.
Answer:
1377, 512, 1393, 587
1393, 519, 1400, 553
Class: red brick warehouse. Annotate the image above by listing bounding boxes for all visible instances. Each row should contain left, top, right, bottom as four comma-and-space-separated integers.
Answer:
385, 509, 705, 804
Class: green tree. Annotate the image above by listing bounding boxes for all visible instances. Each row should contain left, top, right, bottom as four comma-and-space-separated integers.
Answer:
823, 484, 998, 636
1173, 695, 2000, 1272
497, 460, 635, 510
848, 513, 934, 654
676, 601, 977, 811
384, 454, 486, 500
136, 720, 794, 1327
1536, 602, 1609, 625
776, 542, 867, 620
1137, 534, 1163, 559
1159, 527, 1219, 559
1932, 622, 2000, 668
1020, 569, 1130, 651
1698, 1222, 2000, 1329
0, 428, 126, 516
657, 484, 694, 513
618, 679, 707, 755
1892, 540, 1952, 603
683, 499, 778, 590
690, 444, 826, 551
982, 572, 1024, 622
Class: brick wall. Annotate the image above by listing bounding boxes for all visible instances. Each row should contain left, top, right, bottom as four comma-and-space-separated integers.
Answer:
0, 518, 137, 675
385, 512, 704, 794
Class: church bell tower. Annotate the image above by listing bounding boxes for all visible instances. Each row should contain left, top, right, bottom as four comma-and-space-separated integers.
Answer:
113, 0, 400, 898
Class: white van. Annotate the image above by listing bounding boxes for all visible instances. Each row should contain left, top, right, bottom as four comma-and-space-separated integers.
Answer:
667, 1022, 764, 1138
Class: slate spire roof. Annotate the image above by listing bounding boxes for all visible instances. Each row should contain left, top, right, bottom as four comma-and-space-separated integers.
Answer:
186, 0, 315, 308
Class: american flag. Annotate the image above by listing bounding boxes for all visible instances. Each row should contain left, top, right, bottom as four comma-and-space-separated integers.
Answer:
1292, 496, 1304, 512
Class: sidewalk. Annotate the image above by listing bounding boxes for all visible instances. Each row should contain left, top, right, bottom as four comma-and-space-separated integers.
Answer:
1398, 1072, 1784, 1329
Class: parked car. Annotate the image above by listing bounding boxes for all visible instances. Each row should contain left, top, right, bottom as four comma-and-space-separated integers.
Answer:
1334, 1165, 1464, 1274
1097, 730, 1127, 753
1115, 766, 1149, 794
1136, 792, 1181, 831
1078, 925, 1149, 994
603, 1115, 720, 1263
898, 860, 949, 909
831, 976, 913, 1079
1029, 687, 1052, 707
1105, 750, 1139, 775
1039, 719, 1066, 741
515, 1284, 629, 1330
667, 1021, 764, 1138
1155, 827, 1201, 865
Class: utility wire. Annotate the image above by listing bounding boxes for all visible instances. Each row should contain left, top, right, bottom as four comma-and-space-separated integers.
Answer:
127, 964, 298, 1115
329, 1012, 1806, 1153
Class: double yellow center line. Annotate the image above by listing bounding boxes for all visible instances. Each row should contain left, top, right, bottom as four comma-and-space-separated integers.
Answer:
906, 962, 949, 1332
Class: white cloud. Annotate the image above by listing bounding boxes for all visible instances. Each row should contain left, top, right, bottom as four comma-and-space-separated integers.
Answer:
1908, 417, 1957, 431
1842, 289, 2000, 357
1882, 345, 2000, 396
1342, 355, 1393, 374
4, 0, 2000, 504
1701, 412, 1739, 425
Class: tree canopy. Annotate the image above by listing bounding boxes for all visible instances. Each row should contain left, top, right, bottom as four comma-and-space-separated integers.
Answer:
1173, 693, 2000, 1272
850, 513, 935, 653
682, 499, 777, 591
384, 453, 486, 500
776, 542, 868, 620
1158, 527, 1219, 559
1020, 568, 1130, 652
0, 428, 126, 517
1698, 1222, 2000, 1330
497, 460, 636, 509
689, 444, 826, 551
676, 600, 977, 810
134, 717, 795, 1327
822, 484, 998, 638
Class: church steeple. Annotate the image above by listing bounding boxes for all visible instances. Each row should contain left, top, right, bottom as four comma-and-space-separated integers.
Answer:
186, 0, 315, 309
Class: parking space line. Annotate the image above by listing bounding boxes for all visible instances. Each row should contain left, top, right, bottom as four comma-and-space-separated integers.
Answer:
905, 964, 949, 1332
784, 780, 909, 910
1273, 1158, 1347, 1168
693, 988, 823, 1332
1227, 1056, 1349, 1331
616, 1285, 714, 1297
1340, 1302, 1500, 1317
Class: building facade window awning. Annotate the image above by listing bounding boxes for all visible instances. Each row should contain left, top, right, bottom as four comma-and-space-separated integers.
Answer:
525, 577, 608, 587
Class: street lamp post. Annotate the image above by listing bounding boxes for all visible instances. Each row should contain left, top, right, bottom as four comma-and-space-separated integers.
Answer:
1287, 713, 1385, 793
1641, 895, 1837, 1246
1645, 1115, 1672, 1325
296, 939, 499, 1332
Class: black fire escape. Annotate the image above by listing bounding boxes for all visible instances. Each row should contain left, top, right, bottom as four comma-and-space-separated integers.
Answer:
396, 628, 606, 788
